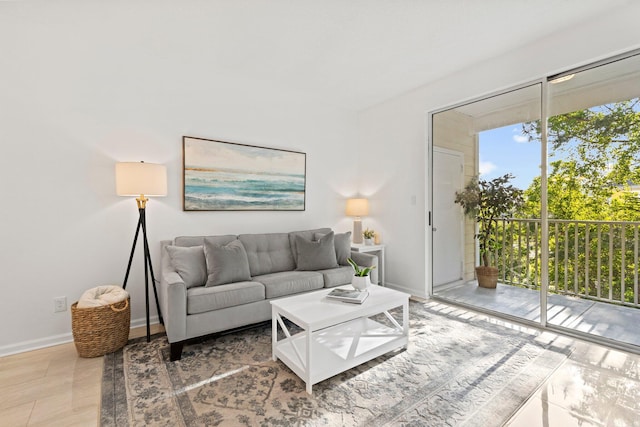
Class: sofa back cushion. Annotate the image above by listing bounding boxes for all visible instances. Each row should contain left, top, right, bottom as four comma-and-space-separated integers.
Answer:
175, 235, 237, 248
168, 235, 237, 288
315, 231, 352, 266
288, 227, 332, 264
203, 239, 252, 287
295, 231, 339, 271
239, 233, 295, 276
165, 245, 208, 288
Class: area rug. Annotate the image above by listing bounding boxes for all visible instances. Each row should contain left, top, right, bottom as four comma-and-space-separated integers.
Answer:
101, 300, 571, 426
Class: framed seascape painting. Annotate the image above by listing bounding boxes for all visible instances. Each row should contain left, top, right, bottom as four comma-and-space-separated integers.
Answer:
183, 136, 306, 211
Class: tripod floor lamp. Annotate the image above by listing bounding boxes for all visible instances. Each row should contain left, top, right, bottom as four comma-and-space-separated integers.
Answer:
116, 161, 167, 342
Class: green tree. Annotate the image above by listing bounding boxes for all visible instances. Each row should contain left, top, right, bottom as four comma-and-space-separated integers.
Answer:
521, 160, 610, 220
503, 99, 640, 301
522, 98, 640, 221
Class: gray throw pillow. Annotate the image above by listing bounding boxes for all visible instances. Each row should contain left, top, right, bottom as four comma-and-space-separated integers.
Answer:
315, 231, 352, 266
165, 245, 207, 288
295, 231, 339, 271
204, 239, 252, 287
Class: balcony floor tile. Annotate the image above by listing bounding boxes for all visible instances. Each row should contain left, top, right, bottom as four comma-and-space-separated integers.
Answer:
435, 282, 640, 348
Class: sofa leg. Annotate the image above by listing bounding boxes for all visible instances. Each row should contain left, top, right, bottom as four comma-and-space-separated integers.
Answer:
170, 342, 184, 361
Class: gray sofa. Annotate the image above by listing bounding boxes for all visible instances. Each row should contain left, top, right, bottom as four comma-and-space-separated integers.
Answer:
159, 227, 378, 361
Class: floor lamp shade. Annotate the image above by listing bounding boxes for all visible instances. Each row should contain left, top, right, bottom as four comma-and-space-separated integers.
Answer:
346, 198, 369, 244
116, 162, 167, 197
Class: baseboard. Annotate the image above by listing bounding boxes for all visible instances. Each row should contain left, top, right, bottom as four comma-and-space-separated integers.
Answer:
0, 315, 160, 357
384, 281, 427, 299
0, 332, 75, 357
130, 315, 160, 330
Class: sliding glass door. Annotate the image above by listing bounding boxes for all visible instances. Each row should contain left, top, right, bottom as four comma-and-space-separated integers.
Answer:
545, 53, 640, 346
431, 50, 640, 348
431, 83, 543, 323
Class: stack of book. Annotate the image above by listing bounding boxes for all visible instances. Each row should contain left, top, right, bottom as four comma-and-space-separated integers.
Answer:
326, 288, 369, 304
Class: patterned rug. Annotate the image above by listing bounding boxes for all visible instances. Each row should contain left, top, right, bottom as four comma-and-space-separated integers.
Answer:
101, 300, 571, 426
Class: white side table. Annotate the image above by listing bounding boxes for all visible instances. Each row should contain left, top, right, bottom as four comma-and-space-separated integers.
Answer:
351, 244, 386, 286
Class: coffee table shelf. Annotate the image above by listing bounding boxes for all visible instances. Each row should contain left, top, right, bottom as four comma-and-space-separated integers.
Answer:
271, 285, 409, 394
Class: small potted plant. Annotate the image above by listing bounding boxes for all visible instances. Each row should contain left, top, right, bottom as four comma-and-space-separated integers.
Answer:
347, 258, 376, 290
363, 228, 375, 245
454, 173, 524, 288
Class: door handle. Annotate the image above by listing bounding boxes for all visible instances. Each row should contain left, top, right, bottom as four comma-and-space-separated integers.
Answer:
433, 227, 437, 231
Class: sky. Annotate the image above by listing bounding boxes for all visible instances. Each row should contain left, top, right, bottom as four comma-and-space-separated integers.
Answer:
479, 124, 541, 190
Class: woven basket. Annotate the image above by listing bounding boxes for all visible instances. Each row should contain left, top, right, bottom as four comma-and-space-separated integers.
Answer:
71, 297, 130, 358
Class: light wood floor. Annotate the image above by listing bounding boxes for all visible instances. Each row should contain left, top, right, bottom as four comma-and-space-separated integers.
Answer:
0, 324, 164, 427
3, 311, 640, 426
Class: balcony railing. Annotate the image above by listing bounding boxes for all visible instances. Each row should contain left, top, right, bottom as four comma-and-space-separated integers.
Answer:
491, 218, 640, 308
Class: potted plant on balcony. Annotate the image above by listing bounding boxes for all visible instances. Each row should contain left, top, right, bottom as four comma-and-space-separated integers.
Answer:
454, 173, 524, 288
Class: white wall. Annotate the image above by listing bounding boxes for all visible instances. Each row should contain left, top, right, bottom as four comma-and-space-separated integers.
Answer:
0, 4, 359, 354
3, 2, 640, 355
357, 4, 640, 298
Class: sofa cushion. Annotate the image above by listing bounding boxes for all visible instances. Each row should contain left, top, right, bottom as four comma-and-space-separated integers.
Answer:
253, 271, 324, 299
239, 233, 295, 276
175, 235, 237, 248
289, 227, 332, 264
165, 245, 207, 289
204, 239, 252, 287
295, 232, 339, 271
315, 231, 352, 266
186, 281, 265, 314
320, 266, 354, 288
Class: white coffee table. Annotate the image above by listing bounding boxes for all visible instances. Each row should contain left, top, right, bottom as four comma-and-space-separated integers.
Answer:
271, 285, 410, 394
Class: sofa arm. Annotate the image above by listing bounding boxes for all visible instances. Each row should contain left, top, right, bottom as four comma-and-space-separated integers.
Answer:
159, 241, 188, 343
349, 251, 379, 285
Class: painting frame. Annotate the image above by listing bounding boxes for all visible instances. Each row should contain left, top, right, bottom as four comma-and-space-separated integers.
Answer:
182, 136, 306, 211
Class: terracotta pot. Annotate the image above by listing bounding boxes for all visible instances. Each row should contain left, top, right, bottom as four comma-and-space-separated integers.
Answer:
351, 275, 371, 291
475, 266, 498, 289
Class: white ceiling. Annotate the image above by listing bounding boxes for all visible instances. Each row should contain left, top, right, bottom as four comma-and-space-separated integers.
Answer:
176, 0, 628, 111
2, 0, 632, 112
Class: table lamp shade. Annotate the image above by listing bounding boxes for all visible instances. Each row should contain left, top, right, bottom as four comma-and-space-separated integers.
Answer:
116, 162, 167, 197
346, 198, 369, 244
345, 198, 369, 217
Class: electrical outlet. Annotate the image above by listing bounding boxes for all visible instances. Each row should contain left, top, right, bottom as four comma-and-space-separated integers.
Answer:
54, 296, 67, 313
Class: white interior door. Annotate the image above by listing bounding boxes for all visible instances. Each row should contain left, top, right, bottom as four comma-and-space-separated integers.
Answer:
433, 147, 464, 287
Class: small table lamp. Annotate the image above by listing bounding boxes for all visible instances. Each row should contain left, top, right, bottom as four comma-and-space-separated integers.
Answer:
116, 161, 167, 342
346, 198, 369, 244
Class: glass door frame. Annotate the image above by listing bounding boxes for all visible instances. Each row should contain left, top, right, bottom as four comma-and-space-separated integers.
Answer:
427, 48, 640, 355
427, 79, 547, 327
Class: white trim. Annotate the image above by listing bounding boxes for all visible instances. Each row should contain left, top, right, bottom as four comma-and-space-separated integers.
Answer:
0, 315, 159, 357
425, 111, 433, 298
0, 333, 74, 358
130, 315, 160, 330
539, 78, 549, 326
387, 281, 426, 300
